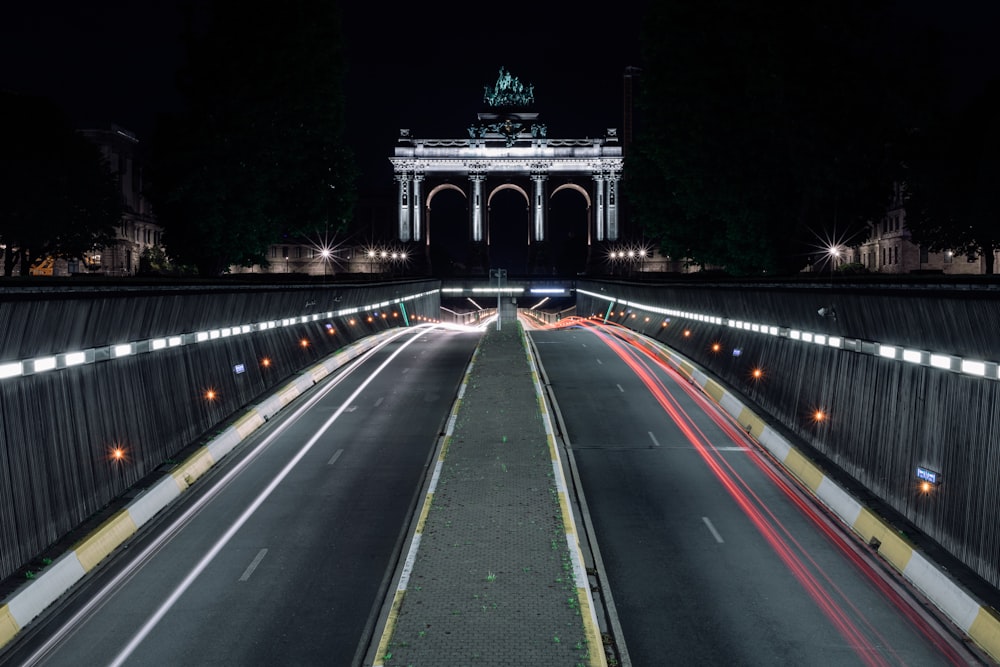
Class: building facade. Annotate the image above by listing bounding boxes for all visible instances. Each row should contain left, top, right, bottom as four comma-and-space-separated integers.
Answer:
74, 125, 162, 276
851, 182, 996, 275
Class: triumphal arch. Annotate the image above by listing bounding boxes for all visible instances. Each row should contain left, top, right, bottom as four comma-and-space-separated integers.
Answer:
389, 67, 623, 274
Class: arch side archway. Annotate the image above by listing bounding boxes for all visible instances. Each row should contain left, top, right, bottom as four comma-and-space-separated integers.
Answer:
425, 183, 467, 245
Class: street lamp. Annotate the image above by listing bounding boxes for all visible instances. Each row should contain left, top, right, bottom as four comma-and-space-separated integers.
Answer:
321, 248, 331, 277
489, 268, 506, 331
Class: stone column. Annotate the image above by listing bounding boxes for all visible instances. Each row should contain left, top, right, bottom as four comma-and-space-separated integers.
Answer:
606, 172, 620, 241
470, 173, 485, 242
531, 172, 548, 242
593, 175, 606, 242
412, 173, 424, 242
395, 172, 411, 241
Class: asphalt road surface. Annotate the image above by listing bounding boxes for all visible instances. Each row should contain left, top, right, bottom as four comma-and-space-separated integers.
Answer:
529, 321, 986, 667
1, 326, 479, 667
2, 319, 990, 666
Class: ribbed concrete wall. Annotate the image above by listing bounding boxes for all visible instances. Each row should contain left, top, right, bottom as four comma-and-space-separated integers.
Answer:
577, 279, 1000, 591
0, 280, 439, 582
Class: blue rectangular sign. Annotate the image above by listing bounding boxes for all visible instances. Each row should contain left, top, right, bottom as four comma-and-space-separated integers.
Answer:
233, 363, 246, 375
916, 466, 940, 485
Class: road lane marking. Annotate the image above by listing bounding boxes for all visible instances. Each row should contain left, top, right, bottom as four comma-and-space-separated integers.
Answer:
648, 431, 661, 447
107, 328, 433, 667
327, 449, 343, 466
344, 405, 357, 412
596, 358, 603, 364
616, 384, 624, 392
238, 549, 268, 582
703, 517, 724, 543
374, 397, 385, 407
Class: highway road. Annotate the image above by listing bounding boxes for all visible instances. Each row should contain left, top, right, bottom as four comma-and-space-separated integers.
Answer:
1, 317, 991, 666
0, 326, 479, 667
529, 319, 986, 666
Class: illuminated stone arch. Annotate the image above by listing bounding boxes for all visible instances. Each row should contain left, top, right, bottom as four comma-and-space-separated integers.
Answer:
551, 182, 591, 208
390, 70, 622, 272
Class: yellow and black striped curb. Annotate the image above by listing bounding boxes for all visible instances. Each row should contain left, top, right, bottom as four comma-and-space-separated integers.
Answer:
0, 329, 407, 651
620, 328, 1000, 663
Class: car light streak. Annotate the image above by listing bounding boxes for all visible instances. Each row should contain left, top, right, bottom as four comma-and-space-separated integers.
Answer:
606, 330, 970, 665
566, 319, 965, 665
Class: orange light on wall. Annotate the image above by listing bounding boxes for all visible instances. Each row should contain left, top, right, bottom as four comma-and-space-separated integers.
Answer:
299, 339, 310, 348
205, 389, 217, 401
711, 342, 721, 352
367, 316, 374, 323
812, 409, 827, 422
683, 330, 691, 337
751, 367, 764, 380
327, 328, 336, 335
261, 357, 272, 367
349, 318, 356, 325
109, 445, 127, 462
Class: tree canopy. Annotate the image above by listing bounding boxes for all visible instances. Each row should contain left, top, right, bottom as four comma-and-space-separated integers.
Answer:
625, 0, 912, 275
148, 0, 357, 276
902, 78, 1000, 274
0, 91, 122, 276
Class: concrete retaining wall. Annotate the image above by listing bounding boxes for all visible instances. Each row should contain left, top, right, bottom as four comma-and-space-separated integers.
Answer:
0, 280, 440, 584
576, 279, 1000, 594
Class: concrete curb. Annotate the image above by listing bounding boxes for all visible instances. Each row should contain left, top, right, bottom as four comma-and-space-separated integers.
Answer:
620, 327, 1000, 663
0, 329, 404, 652
521, 324, 607, 667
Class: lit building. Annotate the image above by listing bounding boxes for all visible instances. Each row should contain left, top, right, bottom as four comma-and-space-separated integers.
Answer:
853, 182, 996, 275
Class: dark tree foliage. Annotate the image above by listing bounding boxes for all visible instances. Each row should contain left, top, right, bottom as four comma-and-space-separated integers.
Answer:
0, 92, 121, 276
148, 0, 357, 276
626, 0, 907, 275
903, 79, 1000, 274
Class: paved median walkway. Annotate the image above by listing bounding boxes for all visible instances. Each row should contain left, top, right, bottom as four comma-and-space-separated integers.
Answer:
370, 322, 606, 666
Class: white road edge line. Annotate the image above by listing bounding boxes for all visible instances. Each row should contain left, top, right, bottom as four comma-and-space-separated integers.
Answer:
238, 549, 268, 582
107, 328, 433, 667
702, 516, 724, 544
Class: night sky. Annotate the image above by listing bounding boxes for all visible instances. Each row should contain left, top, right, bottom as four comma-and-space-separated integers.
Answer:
2, 1, 998, 192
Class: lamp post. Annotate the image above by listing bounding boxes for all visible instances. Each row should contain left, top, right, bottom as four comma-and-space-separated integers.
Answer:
489, 268, 506, 331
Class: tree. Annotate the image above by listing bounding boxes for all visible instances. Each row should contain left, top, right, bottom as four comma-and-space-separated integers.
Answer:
625, 0, 906, 275
903, 79, 1000, 274
148, 0, 357, 276
0, 92, 121, 276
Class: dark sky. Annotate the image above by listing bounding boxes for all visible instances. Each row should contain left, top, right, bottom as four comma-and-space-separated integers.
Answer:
1, 1, 648, 191
2, 1, 998, 192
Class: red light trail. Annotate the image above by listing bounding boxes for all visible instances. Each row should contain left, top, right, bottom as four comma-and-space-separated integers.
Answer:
552, 318, 967, 665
